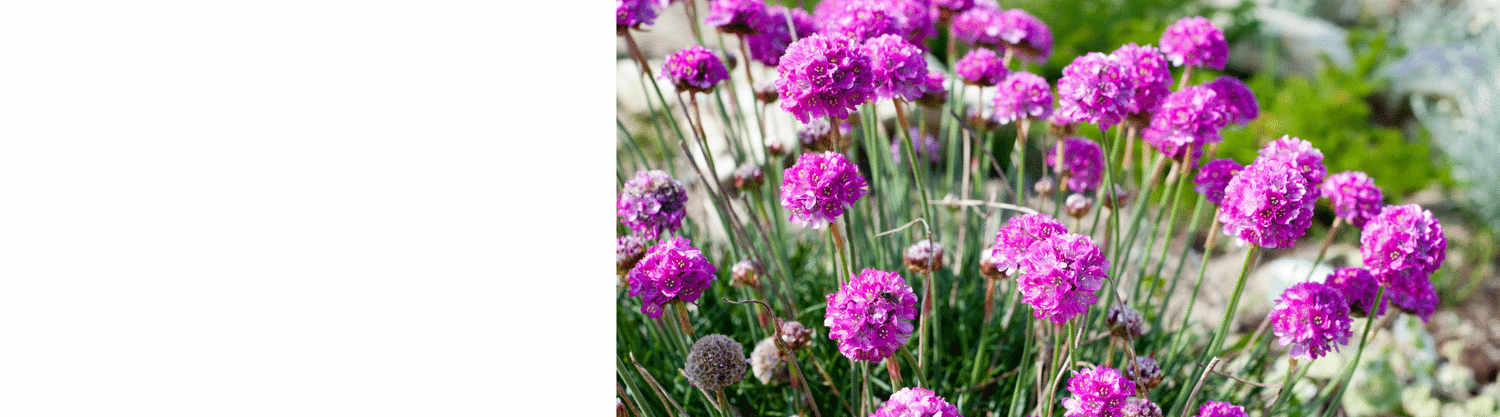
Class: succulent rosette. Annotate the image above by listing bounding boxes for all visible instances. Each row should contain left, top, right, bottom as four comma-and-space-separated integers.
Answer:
626, 237, 719, 318
1045, 136, 1105, 193
872, 387, 962, 417
1141, 86, 1226, 165
987, 213, 1069, 276
1061, 365, 1136, 417
746, 6, 815, 66
1324, 267, 1386, 317
861, 34, 930, 102
780, 151, 868, 228
1321, 171, 1384, 227
1206, 76, 1259, 126
1160, 16, 1228, 69
1217, 158, 1316, 248
1193, 158, 1243, 205
955, 48, 1009, 87
1017, 233, 1108, 324
824, 268, 919, 362
617, 170, 689, 239
1269, 281, 1354, 360
775, 33, 875, 123
1055, 52, 1134, 129
661, 45, 731, 93
991, 71, 1053, 124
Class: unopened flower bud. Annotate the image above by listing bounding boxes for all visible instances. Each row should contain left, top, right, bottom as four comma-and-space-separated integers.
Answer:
733, 164, 764, 191
617, 235, 648, 278
749, 337, 790, 385
903, 239, 945, 274
718, 49, 738, 72
754, 79, 779, 104
778, 321, 813, 351
730, 258, 764, 288
1102, 185, 1130, 209
1034, 177, 1056, 197
797, 119, 833, 152
979, 246, 1008, 280
1122, 397, 1163, 417
1106, 305, 1145, 339
1125, 355, 1164, 393
1065, 193, 1093, 218
685, 334, 746, 390
766, 138, 786, 156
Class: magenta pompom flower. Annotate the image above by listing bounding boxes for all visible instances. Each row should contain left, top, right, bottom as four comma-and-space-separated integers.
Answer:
915, 69, 950, 108
1360, 204, 1445, 321
862, 34, 930, 102
1056, 52, 1134, 130
1160, 16, 1228, 70
618, 170, 689, 239
1061, 365, 1136, 417
1193, 158, 1242, 205
1257, 135, 1327, 190
872, 387, 962, 417
1194, 401, 1248, 417
991, 72, 1053, 124
1110, 43, 1173, 118
618, 0, 664, 31
1206, 76, 1258, 126
824, 268, 919, 362
1217, 158, 1315, 248
626, 237, 719, 318
1142, 86, 1226, 165
776, 33, 875, 123
817, 0, 931, 44
705, 0, 770, 35
1045, 136, 1105, 193
1324, 267, 1386, 317
746, 6, 815, 67
988, 213, 1069, 276
1269, 281, 1354, 360
1017, 233, 1109, 324
1321, 171, 1384, 227
955, 48, 1009, 87
1389, 274, 1439, 322
995, 9, 1053, 62
780, 151, 869, 228
950, 3, 1002, 47
662, 45, 731, 93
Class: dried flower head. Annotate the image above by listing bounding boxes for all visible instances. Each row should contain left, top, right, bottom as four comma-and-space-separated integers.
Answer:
862, 34, 931, 102
1324, 267, 1386, 317
747, 6, 815, 67
1045, 136, 1106, 193
904, 239, 946, 274
1106, 305, 1145, 339
684, 334, 747, 390
915, 69, 950, 108
824, 268, 919, 362
1066, 193, 1094, 218
626, 237, 719, 318
730, 258, 764, 288
1194, 401, 1247, 417
1160, 16, 1228, 69
955, 48, 1009, 87
749, 337, 790, 384
661, 45, 731, 93
617, 235, 649, 277
766, 138, 787, 156
779, 320, 814, 350
1269, 281, 1353, 360
1122, 397, 1164, 417
1111, 43, 1173, 118
1142, 86, 1226, 165
617, 170, 688, 240
1193, 158, 1242, 205
871, 387, 961, 417
781, 151, 868, 228
1018, 233, 1109, 324
1061, 365, 1137, 417
705, 0, 770, 35
776, 33, 875, 123
1124, 355, 1164, 393
992, 71, 1053, 124
1205, 76, 1258, 126
1217, 158, 1315, 248
989, 213, 1069, 276
1056, 52, 1134, 130
1321, 171, 1383, 228
733, 164, 765, 191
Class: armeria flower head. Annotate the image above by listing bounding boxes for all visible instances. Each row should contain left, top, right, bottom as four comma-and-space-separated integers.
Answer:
705, 0, 771, 35
776, 33, 876, 123
1124, 356, 1164, 393
824, 268, 919, 362
932, 0, 974, 14
915, 69, 950, 108
1257, 135, 1327, 191
661, 45, 731, 93
780, 151, 868, 228
626, 237, 718, 318
1193, 158, 1243, 205
995, 9, 1053, 62
1061, 365, 1136, 417
1269, 281, 1354, 360
988, 213, 1069, 276
1111, 43, 1173, 118
1045, 136, 1105, 193
950, 2, 1004, 48
1106, 304, 1145, 339
816, 0, 932, 45
617, 170, 688, 239
1217, 158, 1316, 248
872, 387, 962, 417
1321, 171, 1384, 227
1122, 397, 1164, 417
955, 48, 1008, 87
1017, 233, 1109, 324
1324, 267, 1386, 317
992, 71, 1053, 124
618, 0, 665, 32
684, 334, 746, 389
1142, 86, 1226, 165
1360, 204, 1445, 321
1206, 76, 1258, 125
1389, 272, 1438, 322
862, 34, 930, 102
1194, 401, 1247, 417
746, 5, 815, 66
1056, 52, 1134, 129
1160, 16, 1228, 69
903, 239, 946, 274
617, 235, 649, 277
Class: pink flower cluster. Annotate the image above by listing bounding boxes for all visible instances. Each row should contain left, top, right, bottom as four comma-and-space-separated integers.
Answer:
862, 34, 930, 102
1205, 76, 1258, 126
1017, 233, 1109, 324
987, 213, 1069, 277
1217, 158, 1316, 248
1194, 401, 1247, 417
1257, 135, 1327, 192
991, 72, 1053, 124
1045, 136, 1105, 193
780, 151, 868, 228
1269, 281, 1353, 360
704, 0, 770, 35
1055, 52, 1134, 129
661, 45, 730, 93
626, 237, 719, 318
746, 6, 815, 66
1160, 16, 1228, 69
872, 387, 962, 417
1360, 204, 1446, 321
1142, 86, 1226, 164
617, 0, 664, 30
824, 268, 919, 362
815, 0, 932, 45
1061, 365, 1136, 417
1321, 171, 1384, 227
995, 8, 1053, 62
1324, 267, 1386, 317
1193, 158, 1243, 205
955, 48, 1009, 87
617, 170, 689, 239
775, 33, 875, 123
1111, 43, 1173, 117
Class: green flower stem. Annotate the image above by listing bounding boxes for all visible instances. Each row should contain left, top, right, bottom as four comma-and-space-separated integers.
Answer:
1134, 160, 1191, 303
1320, 286, 1386, 417
1153, 194, 1207, 328
1206, 245, 1260, 358
1306, 218, 1343, 281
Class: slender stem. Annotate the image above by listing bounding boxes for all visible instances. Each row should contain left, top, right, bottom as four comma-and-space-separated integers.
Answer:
715, 388, 730, 417
1321, 286, 1386, 417
1307, 218, 1343, 281
896, 99, 937, 234
1015, 119, 1030, 205
1178, 65, 1194, 90
1178, 357, 1221, 417
1267, 358, 1300, 412
861, 361, 872, 416
919, 270, 932, 377
675, 303, 695, 340
1206, 245, 1260, 357
887, 357, 904, 389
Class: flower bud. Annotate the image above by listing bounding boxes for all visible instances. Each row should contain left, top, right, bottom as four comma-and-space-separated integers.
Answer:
616, 235, 648, 278
978, 246, 1008, 280
730, 258, 764, 288
1102, 185, 1131, 209
617, 398, 627, 417
1122, 397, 1163, 417
732, 164, 764, 191
1065, 193, 1093, 218
685, 334, 747, 390
754, 79, 779, 104
749, 337, 790, 385
778, 321, 813, 351
1106, 304, 1145, 339
903, 240, 945, 274
1034, 177, 1056, 197
1125, 355, 1164, 393
766, 138, 786, 156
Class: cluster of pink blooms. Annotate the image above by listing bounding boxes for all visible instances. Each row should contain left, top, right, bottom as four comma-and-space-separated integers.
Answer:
626, 237, 719, 318
775, 33, 874, 123
1045, 137, 1106, 193
661, 45, 730, 93
1017, 233, 1109, 324
1193, 158, 1243, 205
814, 0, 932, 45
1110, 43, 1173, 117
950, 4, 1051, 62
746, 6, 814, 66
617, 0, 663, 31
916, 69, 950, 107
824, 268, 919, 362
1121, 397, 1164, 417
1061, 365, 1136, 417
990, 72, 1053, 124
780, 151, 868, 228
871, 387, 961, 417
1142, 86, 1226, 165
1268, 281, 1353, 360
617, 170, 689, 239
932, 0, 974, 15
949, 3, 1006, 49
1217, 157, 1316, 248
705, 0, 770, 35
1360, 204, 1446, 321
1194, 401, 1248, 417
1321, 171, 1384, 227
1324, 267, 1386, 317
955, 48, 1009, 87
862, 34, 931, 102
986, 213, 1069, 277
1055, 52, 1133, 129
1159, 16, 1228, 69
1205, 76, 1259, 125
1258, 136, 1328, 190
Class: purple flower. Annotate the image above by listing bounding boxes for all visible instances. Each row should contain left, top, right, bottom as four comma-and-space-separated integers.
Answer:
776, 33, 875, 123
780, 151, 869, 228
950, 3, 1004, 48
1217, 158, 1316, 248
1321, 171, 1384, 227
1160, 16, 1228, 69
626, 237, 719, 318
1061, 365, 1136, 417
1142, 86, 1226, 165
617, 170, 689, 239
915, 69, 950, 108
617, 235, 649, 277
988, 213, 1069, 276
1324, 267, 1386, 317
891, 128, 942, 164
1045, 136, 1105, 193
1206, 76, 1258, 125
1106, 305, 1145, 339
955, 48, 1008, 87
872, 387, 962, 417
618, 0, 664, 31
1110, 43, 1173, 117
661, 45, 731, 93
1360, 204, 1445, 321
991, 71, 1053, 124
746, 6, 815, 66
1193, 158, 1243, 205
1056, 52, 1134, 129
1122, 397, 1164, 417
1269, 281, 1354, 360
932, 0, 973, 14
995, 9, 1053, 63
705, 0, 770, 35
1257, 135, 1327, 192
1194, 401, 1247, 417
862, 34, 930, 102
1017, 233, 1108, 324
816, 0, 932, 45
1389, 274, 1438, 322
824, 268, 919, 362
